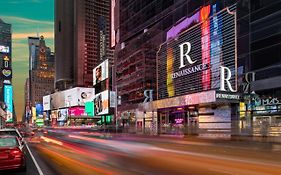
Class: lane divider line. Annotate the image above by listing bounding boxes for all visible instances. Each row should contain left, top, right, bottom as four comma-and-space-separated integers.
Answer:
25, 142, 44, 175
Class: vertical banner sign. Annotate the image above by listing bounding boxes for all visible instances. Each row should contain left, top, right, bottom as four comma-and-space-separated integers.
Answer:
210, 4, 223, 89
99, 16, 107, 61
200, 5, 211, 90
4, 85, 13, 122
157, 4, 237, 99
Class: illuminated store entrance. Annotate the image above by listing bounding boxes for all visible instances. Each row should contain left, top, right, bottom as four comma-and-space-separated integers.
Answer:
158, 106, 199, 135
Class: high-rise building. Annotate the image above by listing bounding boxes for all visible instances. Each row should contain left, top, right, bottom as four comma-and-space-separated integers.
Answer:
29, 36, 55, 111
23, 78, 30, 122
28, 37, 40, 71
0, 18, 14, 123
114, 0, 281, 136
55, 0, 112, 91
114, 0, 185, 121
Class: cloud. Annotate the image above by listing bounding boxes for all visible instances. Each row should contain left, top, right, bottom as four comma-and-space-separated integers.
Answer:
0, 16, 54, 34
0, 16, 53, 25
8, 0, 44, 4
13, 32, 54, 39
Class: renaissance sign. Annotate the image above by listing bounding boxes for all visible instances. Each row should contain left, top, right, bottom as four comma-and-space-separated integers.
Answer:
157, 4, 237, 99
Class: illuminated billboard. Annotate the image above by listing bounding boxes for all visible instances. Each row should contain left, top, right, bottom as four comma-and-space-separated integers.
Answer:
157, 4, 237, 100
93, 59, 109, 86
64, 87, 95, 107
69, 107, 86, 116
94, 90, 109, 115
2, 55, 12, 80
4, 85, 13, 122
0, 45, 9, 53
36, 103, 43, 118
43, 95, 51, 111
57, 109, 68, 121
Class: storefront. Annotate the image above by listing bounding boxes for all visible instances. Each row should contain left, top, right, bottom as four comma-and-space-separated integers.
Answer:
240, 92, 281, 136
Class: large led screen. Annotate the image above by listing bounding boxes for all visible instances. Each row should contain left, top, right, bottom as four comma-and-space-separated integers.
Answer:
0, 45, 9, 53
57, 109, 68, 121
94, 90, 109, 115
93, 59, 109, 86
69, 107, 86, 116
157, 4, 237, 100
4, 85, 13, 122
43, 95, 51, 111
64, 87, 95, 107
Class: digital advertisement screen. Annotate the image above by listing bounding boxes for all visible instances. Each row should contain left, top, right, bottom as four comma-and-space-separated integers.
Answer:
43, 95, 51, 111
36, 103, 43, 117
69, 107, 86, 116
4, 85, 13, 122
93, 59, 109, 86
57, 109, 68, 121
157, 4, 236, 100
94, 90, 109, 116
0, 45, 9, 53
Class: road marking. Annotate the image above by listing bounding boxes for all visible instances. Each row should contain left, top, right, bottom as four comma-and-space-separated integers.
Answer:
25, 142, 44, 175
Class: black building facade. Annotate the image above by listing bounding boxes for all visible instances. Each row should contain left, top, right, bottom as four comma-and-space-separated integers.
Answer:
0, 18, 14, 123
115, 0, 281, 136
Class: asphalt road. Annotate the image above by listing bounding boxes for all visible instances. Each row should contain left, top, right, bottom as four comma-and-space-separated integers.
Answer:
18, 128, 281, 175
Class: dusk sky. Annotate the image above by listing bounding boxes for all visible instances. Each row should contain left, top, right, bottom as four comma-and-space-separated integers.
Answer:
0, 0, 54, 120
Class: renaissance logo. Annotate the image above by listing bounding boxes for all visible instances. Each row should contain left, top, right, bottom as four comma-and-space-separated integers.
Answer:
172, 63, 210, 79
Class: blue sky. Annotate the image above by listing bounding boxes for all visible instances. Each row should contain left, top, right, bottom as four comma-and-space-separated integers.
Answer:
0, 0, 54, 120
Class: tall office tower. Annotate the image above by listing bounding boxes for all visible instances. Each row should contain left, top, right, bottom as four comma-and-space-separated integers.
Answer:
55, 0, 112, 91
29, 36, 55, 110
114, 0, 181, 115
0, 18, 14, 123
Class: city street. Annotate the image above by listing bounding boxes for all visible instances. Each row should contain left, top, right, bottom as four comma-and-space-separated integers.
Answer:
7, 128, 281, 175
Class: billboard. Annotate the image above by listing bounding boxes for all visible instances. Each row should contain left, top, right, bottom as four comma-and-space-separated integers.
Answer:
57, 109, 68, 121
35, 103, 43, 118
0, 45, 9, 53
64, 87, 95, 107
3, 85, 13, 122
85, 102, 94, 116
94, 90, 109, 115
43, 95, 51, 111
157, 4, 236, 99
93, 59, 109, 86
50, 91, 65, 109
2, 55, 12, 80
49, 87, 95, 110
69, 107, 86, 116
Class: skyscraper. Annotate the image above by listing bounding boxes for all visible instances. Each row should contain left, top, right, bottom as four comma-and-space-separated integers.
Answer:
0, 18, 14, 123
29, 36, 55, 111
55, 0, 112, 91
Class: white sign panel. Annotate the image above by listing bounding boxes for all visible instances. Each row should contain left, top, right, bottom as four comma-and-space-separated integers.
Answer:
95, 90, 109, 115
93, 59, 109, 85
43, 95, 51, 111
0, 45, 9, 53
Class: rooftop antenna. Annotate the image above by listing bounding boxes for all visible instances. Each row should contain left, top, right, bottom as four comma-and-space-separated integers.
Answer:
36, 24, 39, 37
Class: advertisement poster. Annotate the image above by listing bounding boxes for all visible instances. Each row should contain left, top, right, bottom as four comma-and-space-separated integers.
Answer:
69, 107, 86, 116
93, 59, 109, 86
158, 4, 236, 99
94, 90, 109, 115
0, 45, 9, 53
57, 109, 68, 121
4, 85, 13, 122
43, 95, 51, 111
36, 103, 43, 118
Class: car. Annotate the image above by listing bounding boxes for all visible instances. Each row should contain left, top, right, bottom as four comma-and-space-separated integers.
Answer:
0, 135, 26, 171
0, 128, 24, 144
